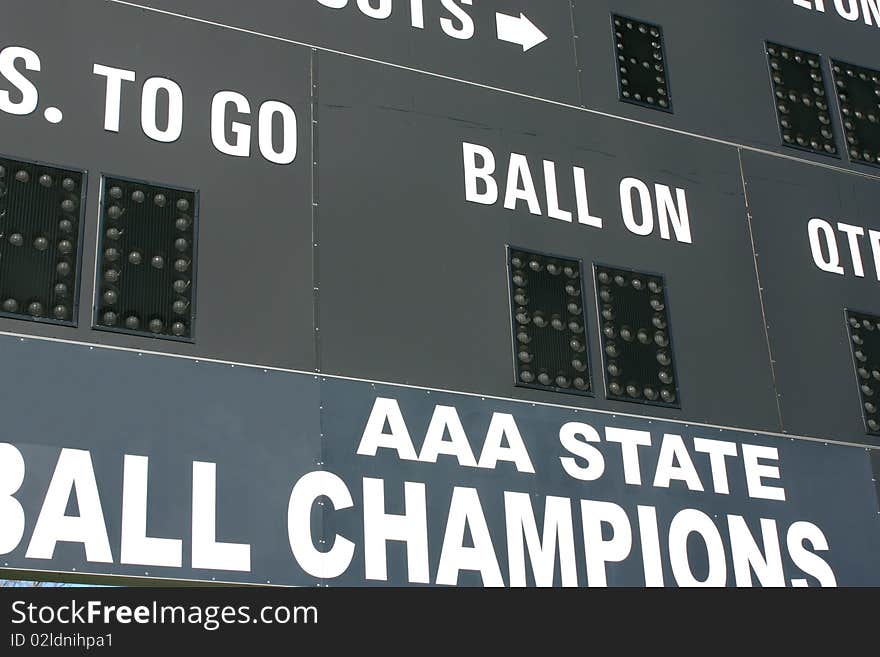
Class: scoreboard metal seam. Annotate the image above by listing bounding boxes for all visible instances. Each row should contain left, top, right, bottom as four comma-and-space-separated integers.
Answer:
2, 0, 880, 587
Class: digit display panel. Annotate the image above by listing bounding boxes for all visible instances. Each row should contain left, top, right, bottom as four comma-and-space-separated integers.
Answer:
612, 14, 672, 112
94, 176, 198, 342
766, 42, 838, 157
846, 309, 880, 436
0, 155, 85, 326
595, 265, 679, 408
831, 59, 880, 167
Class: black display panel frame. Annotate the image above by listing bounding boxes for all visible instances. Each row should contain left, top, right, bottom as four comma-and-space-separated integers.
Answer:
594, 263, 681, 410
845, 308, 880, 437
764, 40, 839, 159
830, 58, 880, 169
610, 13, 674, 114
507, 245, 593, 398
0, 153, 88, 327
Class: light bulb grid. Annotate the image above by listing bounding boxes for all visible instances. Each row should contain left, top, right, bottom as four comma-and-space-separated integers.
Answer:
767, 42, 838, 157
595, 265, 680, 409
831, 59, 880, 167
93, 175, 198, 342
846, 309, 880, 436
509, 247, 592, 397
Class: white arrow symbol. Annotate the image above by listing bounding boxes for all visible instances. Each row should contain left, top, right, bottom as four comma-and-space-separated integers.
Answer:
495, 12, 548, 52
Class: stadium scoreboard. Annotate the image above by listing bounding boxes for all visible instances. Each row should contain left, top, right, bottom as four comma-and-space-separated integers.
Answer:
0, 0, 879, 587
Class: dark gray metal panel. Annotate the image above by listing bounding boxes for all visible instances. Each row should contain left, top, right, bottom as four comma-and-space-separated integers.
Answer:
0, 335, 322, 585
572, 0, 880, 174
314, 52, 780, 432
742, 150, 880, 446
0, 0, 314, 369
320, 378, 880, 586
123, 0, 580, 105
2, 337, 877, 587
